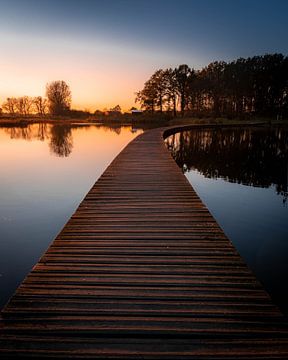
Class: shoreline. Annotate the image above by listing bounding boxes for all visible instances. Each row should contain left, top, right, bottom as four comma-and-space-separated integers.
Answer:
0, 115, 287, 127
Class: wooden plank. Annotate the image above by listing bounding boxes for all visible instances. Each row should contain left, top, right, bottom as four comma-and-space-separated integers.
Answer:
1, 125, 288, 358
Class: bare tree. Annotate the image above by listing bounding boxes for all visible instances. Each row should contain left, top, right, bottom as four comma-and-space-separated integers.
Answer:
33, 96, 48, 115
15, 96, 34, 115
15, 97, 24, 115
46, 80, 71, 115
2, 97, 18, 115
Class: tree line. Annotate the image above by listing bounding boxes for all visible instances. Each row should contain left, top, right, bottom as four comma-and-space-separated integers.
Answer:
1, 80, 72, 116
136, 53, 288, 118
1, 80, 123, 119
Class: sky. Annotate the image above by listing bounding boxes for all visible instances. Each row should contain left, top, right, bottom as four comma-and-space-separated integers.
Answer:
0, 0, 288, 111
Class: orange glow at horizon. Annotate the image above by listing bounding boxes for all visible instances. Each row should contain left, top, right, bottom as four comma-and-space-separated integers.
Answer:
0, 123, 142, 165
0, 32, 161, 113
0, 64, 142, 112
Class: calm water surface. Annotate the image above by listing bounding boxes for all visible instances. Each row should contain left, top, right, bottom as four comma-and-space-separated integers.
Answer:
1, 123, 288, 316
166, 126, 288, 315
0, 123, 143, 309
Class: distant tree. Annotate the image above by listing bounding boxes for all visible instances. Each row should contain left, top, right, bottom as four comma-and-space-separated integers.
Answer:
15, 96, 34, 115
15, 97, 25, 115
174, 64, 195, 116
2, 97, 18, 115
137, 55, 288, 119
94, 110, 104, 118
162, 68, 178, 116
109, 105, 121, 113
135, 80, 158, 113
46, 80, 71, 115
149, 69, 166, 113
68, 109, 90, 118
33, 96, 48, 116
198, 61, 227, 117
136, 69, 174, 113
251, 54, 287, 117
185, 70, 206, 114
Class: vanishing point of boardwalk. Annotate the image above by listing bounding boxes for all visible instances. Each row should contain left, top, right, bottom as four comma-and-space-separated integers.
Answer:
1, 126, 288, 358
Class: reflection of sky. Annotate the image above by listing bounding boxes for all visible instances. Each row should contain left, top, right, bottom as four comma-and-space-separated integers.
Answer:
186, 170, 288, 315
0, 124, 142, 308
1, 0, 288, 110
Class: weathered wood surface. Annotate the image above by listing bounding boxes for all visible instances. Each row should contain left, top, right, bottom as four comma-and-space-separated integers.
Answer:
1, 126, 288, 359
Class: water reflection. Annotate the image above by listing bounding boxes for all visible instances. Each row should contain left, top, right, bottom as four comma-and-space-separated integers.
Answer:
0, 123, 143, 309
37, 123, 49, 142
3, 123, 142, 157
49, 125, 73, 157
166, 126, 288, 202
166, 126, 288, 315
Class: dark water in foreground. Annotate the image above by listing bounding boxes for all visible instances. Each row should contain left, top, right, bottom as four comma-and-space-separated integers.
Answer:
0, 123, 143, 309
166, 126, 288, 315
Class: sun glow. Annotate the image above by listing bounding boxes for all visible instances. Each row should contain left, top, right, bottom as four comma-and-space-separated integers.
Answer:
0, 31, 162, 112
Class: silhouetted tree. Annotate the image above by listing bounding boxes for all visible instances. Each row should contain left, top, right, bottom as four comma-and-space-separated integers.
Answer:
15, 96, 34, 115
150, 69, 167, 113
2, 97, 18, 115
135, 75, 158, 113
164, 68, 178, 117
174, 64, 195, 116
136, 68, 183, 115
33, 96, 48, 115
199, 61, 226, 117
94, 110, 104, 118
46, 80, 71, 115
136, 53, 288, 119
109, 105, 121, 113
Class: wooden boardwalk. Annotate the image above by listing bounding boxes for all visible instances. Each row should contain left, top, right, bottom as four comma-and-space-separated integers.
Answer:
1, 126, 288, 358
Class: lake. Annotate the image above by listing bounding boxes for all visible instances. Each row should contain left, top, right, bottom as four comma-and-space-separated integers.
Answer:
165, 126, 288, 315
0, 122, 143, 309
1, 123, 288, 317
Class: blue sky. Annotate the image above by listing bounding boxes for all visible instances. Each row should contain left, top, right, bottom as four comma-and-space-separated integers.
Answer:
0, 0, 287, 110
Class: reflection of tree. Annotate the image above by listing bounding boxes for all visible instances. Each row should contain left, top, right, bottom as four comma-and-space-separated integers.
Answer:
3, 123, 131, 158
4, 123, 50, 141
166, 127, 288, 202
97, 124, 122, 135
5, 126, 33, 141
107, 125, 121, 135
49, 125, 73, 157
37, 123, 49, 141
